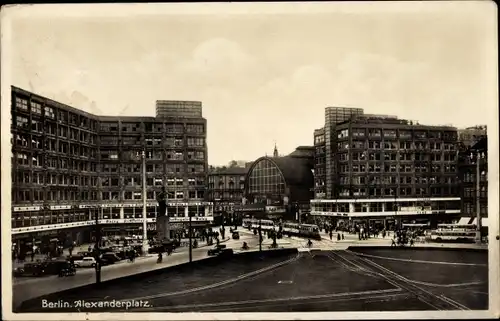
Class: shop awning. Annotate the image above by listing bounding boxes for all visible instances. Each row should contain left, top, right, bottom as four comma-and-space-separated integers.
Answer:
457, 217, 472, 225
471, 217, 489, 227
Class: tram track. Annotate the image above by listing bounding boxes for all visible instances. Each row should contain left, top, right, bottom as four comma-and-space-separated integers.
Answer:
124, 252, 301, 302
329, 250, 470, 311
135, 288, 405, 312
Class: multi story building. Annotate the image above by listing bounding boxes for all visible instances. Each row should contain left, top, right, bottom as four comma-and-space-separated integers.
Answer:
237, 145, 314, 221
324, 107, 364, 199
457, 136, 488, 235
311, 112, 461, 229
10, 86, 213, 257
458, 125, 487, 148
207, 166, 247, 225
313, 128, 326, 199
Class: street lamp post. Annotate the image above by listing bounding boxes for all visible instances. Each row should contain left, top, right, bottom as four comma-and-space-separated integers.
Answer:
258, 219, 262, 252
94, 206, 102, 285
473, 152, 482, 244
189, 213, 193, 263
142, 151, 148, 255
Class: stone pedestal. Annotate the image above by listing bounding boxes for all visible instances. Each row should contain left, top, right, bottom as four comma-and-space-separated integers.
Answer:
156, 215, 170, 241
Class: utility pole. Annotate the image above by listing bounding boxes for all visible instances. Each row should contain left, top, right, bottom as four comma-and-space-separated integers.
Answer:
189, 213, 193, 263
475, 152, 482, 244
94, 206, 101, 285
142, 150, 148, 255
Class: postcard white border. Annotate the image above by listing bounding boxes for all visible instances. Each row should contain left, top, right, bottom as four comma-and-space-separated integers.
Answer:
2, 2, 499, 320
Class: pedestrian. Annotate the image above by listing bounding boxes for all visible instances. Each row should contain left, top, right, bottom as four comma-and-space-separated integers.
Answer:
341, 233, 345, 240
329, 232, 333, 240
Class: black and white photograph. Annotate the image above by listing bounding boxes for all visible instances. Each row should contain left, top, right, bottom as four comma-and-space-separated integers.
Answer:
1, 2, 498, 320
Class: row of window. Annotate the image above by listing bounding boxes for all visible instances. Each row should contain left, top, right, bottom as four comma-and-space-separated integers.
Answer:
337, 128, 457, 140
14, 153, 99, 169
336, 175, 457, 186
337, 186, 458, 198
101, 122, 204, 134
339, 164, 457, 173
210, 191, 244, 200
463, 187, 488, 198
100, 136, 205, 148
338, 152, 457, 162
207, 182, 245, 190
463, 170, 488, 183
338, 141, 457, 151
14, 189, 206, 203
14, 98, 98, 130
463, 202, 488, 215
101, 149, 205, 161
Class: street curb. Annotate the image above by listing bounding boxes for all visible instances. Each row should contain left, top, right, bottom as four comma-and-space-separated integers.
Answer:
348, 245, 488, 252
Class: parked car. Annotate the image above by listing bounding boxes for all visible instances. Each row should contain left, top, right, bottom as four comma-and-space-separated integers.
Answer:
74, 257, 96, 268
20, 262, 46, 277
58, 261, 76, 277
42, 259, 74, 275
100, 252, 121, 264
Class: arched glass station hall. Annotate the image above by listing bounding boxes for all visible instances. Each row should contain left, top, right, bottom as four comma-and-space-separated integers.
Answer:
242, 147, 315, 221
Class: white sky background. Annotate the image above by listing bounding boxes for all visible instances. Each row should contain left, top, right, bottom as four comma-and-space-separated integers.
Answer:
5, 2, 497, 166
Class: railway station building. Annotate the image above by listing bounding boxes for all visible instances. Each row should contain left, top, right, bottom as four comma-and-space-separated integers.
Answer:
241, 145, 315, 222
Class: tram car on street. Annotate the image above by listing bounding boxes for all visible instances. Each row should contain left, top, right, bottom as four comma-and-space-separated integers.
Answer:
283, 222, 321, 240
242, 218, 321, 239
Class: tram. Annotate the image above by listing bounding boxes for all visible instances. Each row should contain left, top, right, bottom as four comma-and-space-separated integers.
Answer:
242, 218, 321, 240
429, 224, 477, 243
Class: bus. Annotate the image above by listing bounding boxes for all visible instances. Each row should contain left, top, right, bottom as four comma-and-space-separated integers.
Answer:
430, 224, 477, 243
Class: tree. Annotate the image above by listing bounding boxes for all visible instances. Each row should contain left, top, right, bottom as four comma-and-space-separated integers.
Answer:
228, 160, 238, 168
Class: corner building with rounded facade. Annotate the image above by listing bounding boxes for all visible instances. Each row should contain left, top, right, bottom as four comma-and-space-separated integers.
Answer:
10, 86, 213, 258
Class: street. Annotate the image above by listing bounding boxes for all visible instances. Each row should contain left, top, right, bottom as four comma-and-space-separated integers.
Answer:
13, 225, 488, 311
18, 247, 488, 313
13, 227, 258, 309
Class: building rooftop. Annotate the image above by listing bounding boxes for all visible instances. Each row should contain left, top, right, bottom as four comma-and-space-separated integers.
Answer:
209, 166, 248, 175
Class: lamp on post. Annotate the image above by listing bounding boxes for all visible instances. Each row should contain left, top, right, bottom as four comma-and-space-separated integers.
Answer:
258, 218, 262, 252
94, 205, 102, 285
189, 211, 193, 263
471, 151, 483, 244
141, 150, 148, 255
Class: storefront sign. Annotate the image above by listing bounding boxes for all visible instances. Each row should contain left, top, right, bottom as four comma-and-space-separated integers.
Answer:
12, 216, 213, 235
13, 206, 41, 212
265, 206, 286, 214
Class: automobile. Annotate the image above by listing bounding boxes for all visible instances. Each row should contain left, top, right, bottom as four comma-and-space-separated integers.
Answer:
76, 251, 92, 257
100, 252, 121, 264
74, 257, 97, 268
58, 261, 77, 277
232, 232, 240, 240
20, 262, 46, 277
42, 259, 74, 275
207, 244, 227, 256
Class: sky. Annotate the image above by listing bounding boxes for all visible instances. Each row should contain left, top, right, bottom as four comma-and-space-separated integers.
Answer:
4, 2, 497, 166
